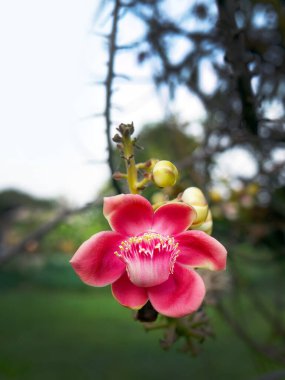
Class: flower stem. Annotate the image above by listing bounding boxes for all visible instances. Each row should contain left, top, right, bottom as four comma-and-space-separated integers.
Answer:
122, 133, 139, 194
136, 176, 151, 190
113, 123, 153, 194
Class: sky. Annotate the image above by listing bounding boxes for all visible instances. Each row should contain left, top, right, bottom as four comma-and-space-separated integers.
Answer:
0, 0, 207, 205
0, 0, 102, 204
0, 0, 263, 206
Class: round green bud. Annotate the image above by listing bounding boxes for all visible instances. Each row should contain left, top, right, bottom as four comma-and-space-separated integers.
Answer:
152, 160, 178, 188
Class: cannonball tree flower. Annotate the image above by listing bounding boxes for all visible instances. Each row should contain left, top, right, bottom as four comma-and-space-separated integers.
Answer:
70, 194, 227, 318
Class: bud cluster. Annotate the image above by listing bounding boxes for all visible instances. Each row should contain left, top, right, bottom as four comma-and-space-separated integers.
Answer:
112, 124, 179, 194
112, 124, 213, 234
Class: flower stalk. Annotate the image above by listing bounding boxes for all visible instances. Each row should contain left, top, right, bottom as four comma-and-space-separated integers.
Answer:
142, 310, 213, 353
113, 123, 146, 194
122, 131, 139, 194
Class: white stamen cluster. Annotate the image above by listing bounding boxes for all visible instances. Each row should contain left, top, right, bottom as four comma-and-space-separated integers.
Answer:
115, 232, 179, 274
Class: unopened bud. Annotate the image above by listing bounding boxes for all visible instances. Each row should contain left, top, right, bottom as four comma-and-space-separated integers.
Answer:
209, 188, 222, 203
182, 187, 208, 225
151, 192, 166, 205
152, 160, 178, 188
112, 133, 122, 143
191, 209, 213, 235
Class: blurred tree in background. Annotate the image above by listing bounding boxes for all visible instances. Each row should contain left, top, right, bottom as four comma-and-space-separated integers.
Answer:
118, 0, 285, 188
103, 0, 285, 261
106, 0, 285, 366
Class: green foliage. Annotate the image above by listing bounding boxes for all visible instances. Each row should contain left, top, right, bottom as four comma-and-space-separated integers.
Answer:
136, 120, 198, 164
0, 189, 56, 215
0, 287, 276, 380
40, 208, 109, 254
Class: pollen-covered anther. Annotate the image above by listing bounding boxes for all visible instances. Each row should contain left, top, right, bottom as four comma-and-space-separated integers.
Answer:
115, 232, 180, 288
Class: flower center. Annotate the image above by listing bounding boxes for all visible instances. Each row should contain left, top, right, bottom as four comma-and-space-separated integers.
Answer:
115, 232, 179, 287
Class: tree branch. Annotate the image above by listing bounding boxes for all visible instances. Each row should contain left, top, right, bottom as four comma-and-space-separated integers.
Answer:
0, 200, 102, 267
104, 0, 123, 194
216, 0, 259, 135
217, 302, 285, 365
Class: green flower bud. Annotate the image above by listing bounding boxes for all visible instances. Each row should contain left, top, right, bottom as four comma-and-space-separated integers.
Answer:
152, 160, 178, 188
209, 188, 222, 203
191, 209, 213, 235
182, 187, 208, 225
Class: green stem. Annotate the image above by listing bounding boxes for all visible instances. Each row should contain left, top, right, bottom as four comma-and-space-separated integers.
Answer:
122, 134, 138, 194
136, 176, 151, 190
136, 162, 148, 170
144, 323, 169, 331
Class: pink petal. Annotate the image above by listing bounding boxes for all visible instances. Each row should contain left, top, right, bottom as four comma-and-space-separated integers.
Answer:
152, 202, 196, 236
103, 194, 153, 236
70, 231, 126, 286
148, 265, 205, 318
112, 272, 148, 310
176, 230, 227, 270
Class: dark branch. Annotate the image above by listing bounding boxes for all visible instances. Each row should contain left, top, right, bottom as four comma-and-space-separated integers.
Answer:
216, 0, 259, 135
217, 302, 285, 365
104, 0, 124, 194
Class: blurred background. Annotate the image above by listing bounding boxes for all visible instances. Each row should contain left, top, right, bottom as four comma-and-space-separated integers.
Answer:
1, 0, 285, 379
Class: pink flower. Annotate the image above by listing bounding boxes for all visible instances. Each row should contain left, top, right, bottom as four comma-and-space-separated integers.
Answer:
70, 194, 227, 318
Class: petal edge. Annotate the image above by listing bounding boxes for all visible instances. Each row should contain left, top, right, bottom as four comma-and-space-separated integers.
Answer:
176, 230, 227, 271
103, 194, 153, 236
148, 265, 205, 318
152, 202, 196, 236
112, 272, 148, 310
70, 231, 125, 287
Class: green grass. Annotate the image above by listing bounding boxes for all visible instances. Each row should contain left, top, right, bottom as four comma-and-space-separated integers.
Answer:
0, 286, 267, 380
1, 248, 284, 380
